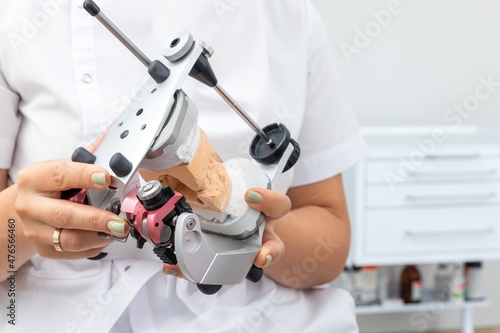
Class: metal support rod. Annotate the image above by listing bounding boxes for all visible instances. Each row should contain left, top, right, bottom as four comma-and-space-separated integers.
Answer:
461, 307, 473, 333
88, 2, 152, 67
213, 84, 273, 145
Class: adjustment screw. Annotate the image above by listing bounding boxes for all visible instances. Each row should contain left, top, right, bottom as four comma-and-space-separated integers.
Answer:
143, 182, 154, 192
187, 219, 196, 230
137, 180, 162, 202
199, 41, 214, 58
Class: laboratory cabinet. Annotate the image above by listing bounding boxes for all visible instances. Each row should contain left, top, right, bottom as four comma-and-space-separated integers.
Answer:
344, 126, 500, 266
343, 126, 500, 333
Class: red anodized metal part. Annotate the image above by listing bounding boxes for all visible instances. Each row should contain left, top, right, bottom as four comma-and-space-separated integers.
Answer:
121, 188, 182, 244
68, 189, 88, 205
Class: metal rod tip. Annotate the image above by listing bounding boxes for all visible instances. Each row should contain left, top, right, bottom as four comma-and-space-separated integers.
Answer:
83, 0, 100, 16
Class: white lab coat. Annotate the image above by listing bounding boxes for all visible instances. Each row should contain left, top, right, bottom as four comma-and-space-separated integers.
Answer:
0, 0, 367, 331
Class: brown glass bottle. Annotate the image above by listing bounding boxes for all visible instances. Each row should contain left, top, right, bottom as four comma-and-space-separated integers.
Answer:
401, 265, 422, 304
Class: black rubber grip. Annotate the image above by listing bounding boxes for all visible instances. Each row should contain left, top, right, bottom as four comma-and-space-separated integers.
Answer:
72, 147, 97, 164
246, 265, 264, 283
87, 252, 108, 260
197, 284, 222, 295
83, 0, 100, 16
283, 138, 300, 173
148, 60, 170, 84
110, 152, 133, 178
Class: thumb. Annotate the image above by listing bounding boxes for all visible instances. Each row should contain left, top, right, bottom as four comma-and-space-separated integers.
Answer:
244, 188, 291, 219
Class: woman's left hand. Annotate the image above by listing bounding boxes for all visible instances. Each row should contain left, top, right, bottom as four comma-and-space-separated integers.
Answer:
243, 187, 290, 268
161, 187, 291, 277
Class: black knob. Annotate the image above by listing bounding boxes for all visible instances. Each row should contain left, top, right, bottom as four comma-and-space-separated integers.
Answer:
87, 252, 108, 260
153, 247, 177, 265
131, 227, 146, 249
72, 147, 97, 164
250, 123, 290, 165
109, 152, 133, 177
83, 0, 100, 16
283, 139, 300, 173
197, 284, 222, 295
246, 264, 264, 283
148, 60, 170, 84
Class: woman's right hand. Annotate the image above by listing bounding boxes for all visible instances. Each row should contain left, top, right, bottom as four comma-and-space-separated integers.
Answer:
15, 140, 129, 260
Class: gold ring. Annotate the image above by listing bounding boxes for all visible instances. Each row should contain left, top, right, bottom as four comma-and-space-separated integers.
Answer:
53, 227, 64, 252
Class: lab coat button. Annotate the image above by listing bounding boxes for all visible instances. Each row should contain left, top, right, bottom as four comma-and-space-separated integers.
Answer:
82, 73, 93, 83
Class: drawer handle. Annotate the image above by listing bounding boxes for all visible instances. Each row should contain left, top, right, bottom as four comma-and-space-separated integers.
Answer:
424, 153, 480, 160
406, 227, 494, 238
409, 169, 497, 178
405, 192, 496, 202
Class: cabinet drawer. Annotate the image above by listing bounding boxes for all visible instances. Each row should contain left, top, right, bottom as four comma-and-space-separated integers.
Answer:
364, 207, 500, 256
366, 183, 500, 207
366, 159, 500, 183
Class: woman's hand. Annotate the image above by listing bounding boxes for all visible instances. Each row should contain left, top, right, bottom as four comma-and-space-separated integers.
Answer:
15, 137, 129, 259
161, 187, 290, 277
244, 188, 290, 268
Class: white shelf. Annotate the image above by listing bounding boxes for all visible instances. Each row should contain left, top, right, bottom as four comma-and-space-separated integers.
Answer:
356, 299, 489, 315
344, 127, 500, 333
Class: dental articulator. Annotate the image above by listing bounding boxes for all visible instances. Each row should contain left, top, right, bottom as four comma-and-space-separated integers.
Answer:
63, 0, 300, 295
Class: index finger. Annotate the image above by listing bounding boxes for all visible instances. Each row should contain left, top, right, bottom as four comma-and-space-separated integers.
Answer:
25, 196, 129, 236
17, 159, 111, 192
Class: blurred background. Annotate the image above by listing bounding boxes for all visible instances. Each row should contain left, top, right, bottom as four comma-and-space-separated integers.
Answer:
310, 0, 500, 332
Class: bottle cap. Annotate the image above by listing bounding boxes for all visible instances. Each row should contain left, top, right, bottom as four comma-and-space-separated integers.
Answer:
465, 262, 482, 268
362, 266, 378, 270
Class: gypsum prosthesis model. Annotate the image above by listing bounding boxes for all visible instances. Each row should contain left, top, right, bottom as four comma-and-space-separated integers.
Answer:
62, 1, 300, 295
139, 126, 233, 217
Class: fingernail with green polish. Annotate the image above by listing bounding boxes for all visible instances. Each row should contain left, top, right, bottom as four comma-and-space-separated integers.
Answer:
263, 254, 273, 268
92, 172, 107, 185
163, 268, 178, 276
246, 190, 263, 203
107, 220, 127, 236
